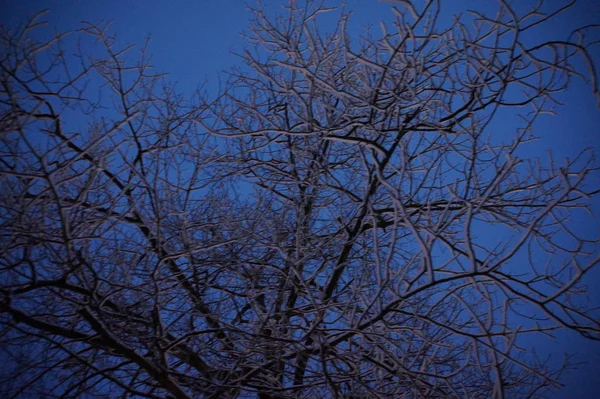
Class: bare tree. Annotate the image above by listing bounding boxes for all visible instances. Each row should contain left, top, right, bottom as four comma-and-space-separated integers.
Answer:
1, 1, 599, 398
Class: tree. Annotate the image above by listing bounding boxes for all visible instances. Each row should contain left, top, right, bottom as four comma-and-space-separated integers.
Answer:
1, 1, 599, 398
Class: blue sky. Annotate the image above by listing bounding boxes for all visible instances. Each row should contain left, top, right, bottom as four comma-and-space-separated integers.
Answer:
2, 0, 600, 397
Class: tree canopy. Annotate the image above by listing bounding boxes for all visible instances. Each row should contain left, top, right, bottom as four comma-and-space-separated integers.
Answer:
1, 1, 599, 398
